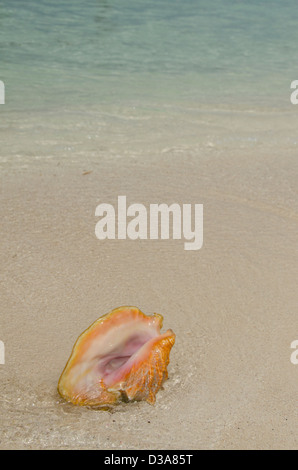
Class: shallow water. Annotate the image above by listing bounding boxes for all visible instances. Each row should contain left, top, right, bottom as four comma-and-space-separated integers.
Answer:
0, 0, 297, 111
1, 0, 297, 170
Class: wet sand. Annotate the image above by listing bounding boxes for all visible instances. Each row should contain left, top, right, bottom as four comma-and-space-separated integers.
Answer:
1, 107, 298, 449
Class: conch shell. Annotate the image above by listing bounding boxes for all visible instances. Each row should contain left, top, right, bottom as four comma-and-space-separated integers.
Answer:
58, 306, 175, 406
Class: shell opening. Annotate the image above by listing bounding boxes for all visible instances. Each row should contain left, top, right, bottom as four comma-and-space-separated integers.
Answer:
97, 333, 155, 386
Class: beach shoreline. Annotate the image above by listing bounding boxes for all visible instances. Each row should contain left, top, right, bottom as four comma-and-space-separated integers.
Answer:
1, 118, 298, 448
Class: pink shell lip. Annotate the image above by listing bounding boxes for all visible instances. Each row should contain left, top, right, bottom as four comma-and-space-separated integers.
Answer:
58, 306, 175, 406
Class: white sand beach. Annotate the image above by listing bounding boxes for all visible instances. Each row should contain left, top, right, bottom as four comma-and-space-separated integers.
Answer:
1, 105, 298, 449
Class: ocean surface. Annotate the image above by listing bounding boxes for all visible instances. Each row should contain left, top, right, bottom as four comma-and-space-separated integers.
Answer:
0, 0, 297, 112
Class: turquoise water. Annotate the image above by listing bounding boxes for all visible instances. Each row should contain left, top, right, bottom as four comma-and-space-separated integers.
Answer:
0, 0, 297, 111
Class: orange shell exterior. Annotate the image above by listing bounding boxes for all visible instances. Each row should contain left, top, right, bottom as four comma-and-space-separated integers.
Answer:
58, 306, 175, 406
